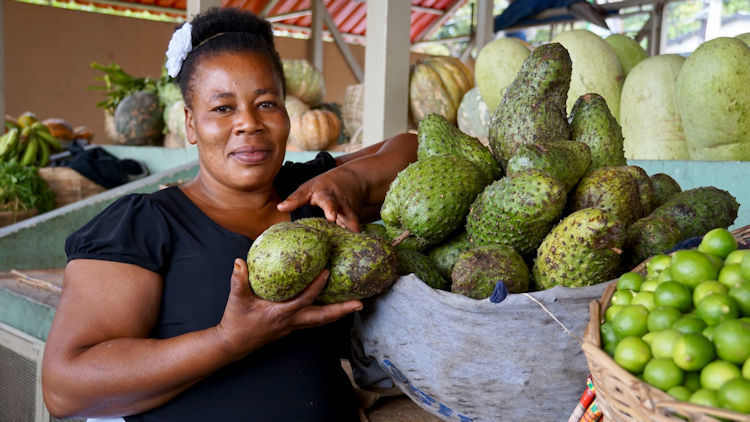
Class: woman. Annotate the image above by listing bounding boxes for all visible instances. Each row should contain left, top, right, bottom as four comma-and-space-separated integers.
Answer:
41, 7, 417, 421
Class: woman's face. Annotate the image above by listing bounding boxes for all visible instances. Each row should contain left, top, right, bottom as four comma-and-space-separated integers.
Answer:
185, 51, 289, 192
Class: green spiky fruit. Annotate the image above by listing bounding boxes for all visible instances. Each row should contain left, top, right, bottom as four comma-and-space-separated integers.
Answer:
569, 167, 643, 229
506, 141, 591, 192
623, 215, 684, 268
427, 231, 472, 280
650, 173, 682, 208
451, 245, 530, 299
396, 248, 450, 291
619, 165, 656, 216
648, 187, 739, 240
247, 221, 331, 301
466, 169, 567, 257
570, 93, 627, 170
533, 208, 624, 289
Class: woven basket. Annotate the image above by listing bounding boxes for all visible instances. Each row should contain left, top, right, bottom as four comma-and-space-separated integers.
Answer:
0, 208, 37, 227
38, 167, 107, 208
582, 225, 750, 422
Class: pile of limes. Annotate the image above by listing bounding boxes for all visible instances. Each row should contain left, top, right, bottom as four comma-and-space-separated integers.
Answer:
601, 228, 750, 415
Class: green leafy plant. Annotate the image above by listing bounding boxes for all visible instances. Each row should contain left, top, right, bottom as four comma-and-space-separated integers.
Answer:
89, 62, 159, 113
0, 160, 56, 214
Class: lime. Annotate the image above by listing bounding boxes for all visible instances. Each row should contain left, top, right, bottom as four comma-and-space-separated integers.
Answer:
611, 289, 634, 306
725, 249, 750, 265
647, 254, 672, 277
698, 228, 738, 258
673, 333, 715, 371
716, 377, 750, 413
668, 385, 692, 401
689, 388, 720, 408
648, 306, 682, 332
704, 253, 724, 272
658, 269, 675, 283
642, 331, 657, 345
670, 250, 720, 290
654, 281, 693, 312
729, 282, 750, 317
693, 280, 728, 306
696, 293, 740, 326
600, 321, 620, 356
713, 319, 750, 364
640, 279, 661, 292
702, 325, 716, 342
631, 291, 656, 311
743, 358, 750, 379
717, 263, 747, 288
612, 304, 650, 338
618, 272, 645, 292
673, 315, 708, 335
651, 329, 682, 359
644, 358, 685, 391
700, 360, 742, 390
614, 336, 652, 374
605, 304, 623, 322
742, 253, 750, 280
684, 371, 702, 392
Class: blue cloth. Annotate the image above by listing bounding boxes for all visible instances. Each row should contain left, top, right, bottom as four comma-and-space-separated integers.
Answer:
490, 281, 510, 304
494, 0, 580, 31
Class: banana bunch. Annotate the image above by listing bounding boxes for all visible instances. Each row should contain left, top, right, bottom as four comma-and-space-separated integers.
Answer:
1, 115, 63, 167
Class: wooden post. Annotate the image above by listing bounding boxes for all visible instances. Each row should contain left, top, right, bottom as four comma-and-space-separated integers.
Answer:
475, 0, 494, 53
309, 0, 324, 72
186, 0, 221, 20
363, 0, 410, 146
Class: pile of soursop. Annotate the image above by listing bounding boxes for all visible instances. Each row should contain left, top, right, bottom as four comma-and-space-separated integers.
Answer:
376, 42, 739, 300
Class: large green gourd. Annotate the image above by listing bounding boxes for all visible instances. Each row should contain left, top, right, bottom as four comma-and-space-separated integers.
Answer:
409, 56, 473, 125
474, 37, 531, 114
457, 87, 491, 143
283, 59, 326, 106
113, 90, 164, 146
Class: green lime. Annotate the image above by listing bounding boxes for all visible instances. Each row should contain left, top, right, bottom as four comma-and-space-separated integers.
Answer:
689, 388, 720, 408
654, 281, 693, 312
670, 250, 720, 290
648, 306, 682, 332
729, 282, 750, 317
644, 358, 685, 391
724, 249, 750, 266
605, 304, 623, 322
713, 319, 750, 364
647, 254, 672, 277
600, 321, 620, 352
700, 360, 742, 390
684, 371, 702, 392
704, 253, 724, 272
668, 385, 692, 401
716, 377, 750, 413
642, 331, 657, 345
696, 293, 740, 326
612, 304, 650, 338
640, 279, 661, 292
693, 280, 728, 306
651, 329, 682, 359
702, 325, 717, 342
698, 228, 738, 259
673, 315, 708, 335
673, 333, 715, 371
743, 358, 750, 379
618, 272, 645, 292
717, 263, 747, 288
611, 289, 634, 306
742, 253, 750, 280
658, 268, 675, 283
631, 291, 656, 311
614, 336, 652, 374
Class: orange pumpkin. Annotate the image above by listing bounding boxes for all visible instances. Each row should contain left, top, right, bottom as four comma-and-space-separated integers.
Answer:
289, 109, 341, 151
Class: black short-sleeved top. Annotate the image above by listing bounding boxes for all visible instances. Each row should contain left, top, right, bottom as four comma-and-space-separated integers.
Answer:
65, 152, 359, 422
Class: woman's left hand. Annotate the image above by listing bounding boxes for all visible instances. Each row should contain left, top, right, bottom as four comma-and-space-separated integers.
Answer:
277, 165, 366, 232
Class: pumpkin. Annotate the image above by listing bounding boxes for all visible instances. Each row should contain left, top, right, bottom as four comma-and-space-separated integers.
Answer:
42, 118, 74, 141
282, 59, 326, 106
457, 87, 490, 144
409, 56, 473, 125
289, 109, 340, 151
285, 95, 309, 123
112, 90, 164, 145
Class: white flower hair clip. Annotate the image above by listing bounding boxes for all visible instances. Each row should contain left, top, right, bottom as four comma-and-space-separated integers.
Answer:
165, 23, 193, 78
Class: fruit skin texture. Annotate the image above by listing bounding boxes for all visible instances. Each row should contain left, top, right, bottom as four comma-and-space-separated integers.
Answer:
282, 58, 325, 106
409, 56, 473, 125
416, 113, 501, 184
381, 155, 487, 246
395, 248, 450, 291
295, 218, 399, 304
621, 54, 688, 160
451, 245, 530, 299
113, 90, 164, 146
620, 166, 656, 216
569, 166, 643, 229
289, 109, 341, 151
650, 173, 682, 208
246, 221, 331, 302
466, 169, 566, 257
427, 231, 472, 280
533, 208, 624, 290
605, 34, 648, 77
505, 141, 591, 192
488, 43, 571, 169
570, 93, 627, 170
675, 37, 750, 161
457, 87, 491, 142
474, 37, 531, 114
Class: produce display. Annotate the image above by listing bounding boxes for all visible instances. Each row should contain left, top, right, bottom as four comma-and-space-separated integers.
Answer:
408, 56, 473, 125
282, 58, 326, 106
600, 228, 750, 416
2, 113, 64, 167
0, 159, 56, 217
473, 37, 530, 114
288, 108, 341, 151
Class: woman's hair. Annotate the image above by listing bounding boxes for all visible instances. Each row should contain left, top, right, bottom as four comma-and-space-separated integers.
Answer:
174, 7, 285, 107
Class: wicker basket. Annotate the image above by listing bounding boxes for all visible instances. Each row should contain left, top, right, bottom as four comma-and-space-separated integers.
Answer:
38, 167, 107, 208
581, 225, 750, 422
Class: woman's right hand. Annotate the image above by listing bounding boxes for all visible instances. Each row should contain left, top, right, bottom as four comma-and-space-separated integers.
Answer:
215, 258, 363, 360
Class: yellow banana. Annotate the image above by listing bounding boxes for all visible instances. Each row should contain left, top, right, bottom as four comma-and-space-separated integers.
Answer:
0, 128, 19, 160
20, 134, 39, 166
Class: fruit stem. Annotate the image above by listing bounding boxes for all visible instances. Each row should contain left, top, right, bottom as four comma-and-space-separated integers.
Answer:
391, 229, 411, 247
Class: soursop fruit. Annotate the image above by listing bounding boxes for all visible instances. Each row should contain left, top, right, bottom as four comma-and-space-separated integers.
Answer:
623, 214, 684, 268
296, 218, 399, 303
569, 167, 642, 229
505, 141, 591, 192
417, 113, 502, 184
488, 43, 572, 169
247, 221, 331, 301
619, 165, 656, 216
396, 248, 450, 291
466, 169, 567, 257
650, 173, 682, 208
451, 245, 530, 299
533, 208, 624, 290
427, 231, 472, 279
570, 93, 627, 169
381, 155, 488, 247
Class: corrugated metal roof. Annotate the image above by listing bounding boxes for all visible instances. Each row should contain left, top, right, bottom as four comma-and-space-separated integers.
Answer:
56, 0, 470, 44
